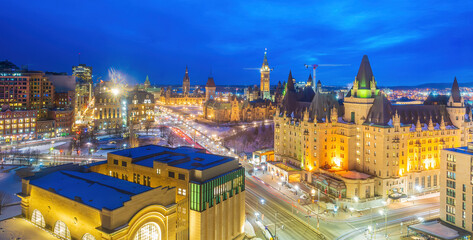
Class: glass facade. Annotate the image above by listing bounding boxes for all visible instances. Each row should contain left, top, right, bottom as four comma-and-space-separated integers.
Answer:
190, 167, 244, 212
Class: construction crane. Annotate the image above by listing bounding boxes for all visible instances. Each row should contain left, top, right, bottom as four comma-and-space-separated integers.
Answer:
304, 63, 350, 88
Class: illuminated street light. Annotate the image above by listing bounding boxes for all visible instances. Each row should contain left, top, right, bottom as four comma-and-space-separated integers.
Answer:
111, 88, 120, 96
260, 199, 265, 205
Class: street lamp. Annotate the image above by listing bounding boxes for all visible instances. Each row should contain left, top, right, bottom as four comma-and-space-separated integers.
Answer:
379, 209, 388, 238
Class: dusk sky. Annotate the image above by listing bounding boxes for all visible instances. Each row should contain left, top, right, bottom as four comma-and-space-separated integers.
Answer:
1, 1, 472, 87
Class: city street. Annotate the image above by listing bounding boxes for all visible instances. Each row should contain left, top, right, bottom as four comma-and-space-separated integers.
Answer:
158, 106, 442, 240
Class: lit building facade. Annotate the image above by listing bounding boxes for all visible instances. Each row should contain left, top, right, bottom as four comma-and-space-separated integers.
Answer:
0, 72, 30, 110
127, 90, 155, 123
72, 64, 93, 83
260, 50, 271, 100
24, 71, 55, 111
94, 92, 124, 130
19, 169, 179, 240
88, 145, 245, 240
0, 106, 36, 143
160, 67, 205, 105
440, 143, 473, 231
274, 55, 473, 200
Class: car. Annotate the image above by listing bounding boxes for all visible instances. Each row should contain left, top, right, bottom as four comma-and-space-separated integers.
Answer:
300, 194, 308, 200
289, 188, 297, 193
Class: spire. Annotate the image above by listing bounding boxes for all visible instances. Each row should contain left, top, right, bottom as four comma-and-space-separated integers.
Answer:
286, 70, 295, 91
451, 76, 461, 103
307, 74, 313, 86
356, 55, 374, 89
262, 48, 268, 68
440, 115, 446, 130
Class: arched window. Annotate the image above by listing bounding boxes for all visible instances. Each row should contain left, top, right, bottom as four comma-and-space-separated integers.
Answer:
54, 220, 71, 240
82, 233, 96, 240
31, 209, 45, 227
133, 222, 161, 240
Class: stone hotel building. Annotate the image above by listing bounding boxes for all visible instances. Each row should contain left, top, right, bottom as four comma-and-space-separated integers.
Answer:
273, 55, 473, 201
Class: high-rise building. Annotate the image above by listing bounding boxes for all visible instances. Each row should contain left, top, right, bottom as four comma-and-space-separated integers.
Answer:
440, 143, 473, 231
23, 71, 55, 111
72, 64, 92, 83
260, 50, 271, 100
273, 55, 473, 201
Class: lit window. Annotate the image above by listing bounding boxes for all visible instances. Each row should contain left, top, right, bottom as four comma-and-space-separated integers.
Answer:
54, 220, 71, 240
133, 222, 161, 240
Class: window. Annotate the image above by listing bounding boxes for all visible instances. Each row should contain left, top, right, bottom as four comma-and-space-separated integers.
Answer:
82, 233, 96, 240
156, 168, 161, 175
113, 159, 118, 165
122, 161, 127, 167
168, 171, 175, 178
178, 173, 185, 180
31, 209, 45, 228
133, 222, 161, 240
54, 220, 71, 240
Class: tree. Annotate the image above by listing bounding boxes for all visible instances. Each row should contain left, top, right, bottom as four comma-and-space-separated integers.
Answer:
0, 191, 12, 215
144, 120, 152, 135
159, 126, 167, 138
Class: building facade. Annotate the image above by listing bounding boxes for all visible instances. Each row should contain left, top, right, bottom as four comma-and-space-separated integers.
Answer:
160, 68, 206, 105
20, 168, 179, 240
274, 55, 473, 201
0, 72, 30, 110
260, 50, 271, 100
127, 90, 155, 123
441, 143, 473, 232
94, 92, 124, 130
0, 106, 37, 143
89, 145, 245, 240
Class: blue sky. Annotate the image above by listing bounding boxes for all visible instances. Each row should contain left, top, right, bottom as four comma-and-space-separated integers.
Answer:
1, 0, 472, 87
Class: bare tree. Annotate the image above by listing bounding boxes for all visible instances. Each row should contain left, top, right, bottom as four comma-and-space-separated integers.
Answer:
159, 126, 167, 138
0, 191, 12, 215
167, 132, 177, 147
144, 120, 152, 135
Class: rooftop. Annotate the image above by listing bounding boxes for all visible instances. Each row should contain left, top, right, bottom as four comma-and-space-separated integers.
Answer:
409, 219, 471, 240
29, 170, 153, 210
444, 145, 473, 156
110, 145, 235, 170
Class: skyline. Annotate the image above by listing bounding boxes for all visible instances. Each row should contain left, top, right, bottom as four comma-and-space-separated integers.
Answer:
1, 1, 473, 87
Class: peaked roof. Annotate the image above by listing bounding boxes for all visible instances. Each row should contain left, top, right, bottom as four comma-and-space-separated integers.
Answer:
308, 91, 340, 122
286, 70, 295, 91
451, 77, 461, 102
356, 55, 374, 89
206, 76, 216, 88
307, 74, 313, 85
262, 50, 268, 67
183, 66, 190, 82
365, 93, 393, 126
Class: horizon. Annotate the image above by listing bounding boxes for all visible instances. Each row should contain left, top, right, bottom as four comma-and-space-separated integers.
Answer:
1, 1, 472, 87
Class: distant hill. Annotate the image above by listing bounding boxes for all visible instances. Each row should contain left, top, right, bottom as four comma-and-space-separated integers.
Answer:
383, 82, 473, 90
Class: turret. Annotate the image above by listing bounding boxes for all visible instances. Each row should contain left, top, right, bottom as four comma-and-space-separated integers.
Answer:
260, 49, 271, 100
440, 115, 446, 130
428, 116, 434, 131
330, 107, 338, 123
416, 117, 422, 132
447, 77, 465, 127
303, 108, 309, 122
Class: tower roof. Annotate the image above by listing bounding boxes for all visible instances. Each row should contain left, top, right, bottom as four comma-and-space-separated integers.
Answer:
183, 66, 190, 82
262, 49, 268, 68
307, 74, 313, 85
206, 76, 216, 88
451, 77, 461, 102
356, 55, 374, 89
286, 70, 295, 92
